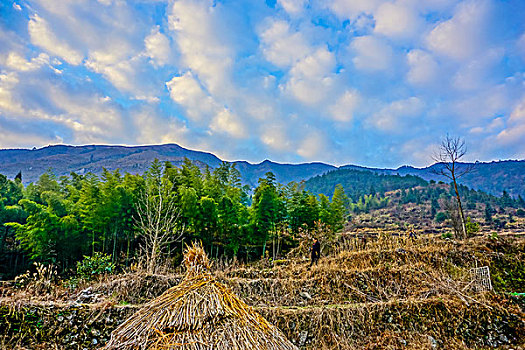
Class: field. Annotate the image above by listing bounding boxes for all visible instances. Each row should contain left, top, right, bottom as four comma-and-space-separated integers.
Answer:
1, 231, 524, 349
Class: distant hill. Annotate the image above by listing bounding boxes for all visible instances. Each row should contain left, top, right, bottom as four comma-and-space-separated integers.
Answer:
304, 168, 428, 199
313, 161, 525, 199
359, 161, 525, 198
0, 144, 335, 187
0, 144, 523, 197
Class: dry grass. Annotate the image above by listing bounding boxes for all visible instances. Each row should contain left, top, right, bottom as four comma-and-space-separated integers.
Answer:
104, 242, 298, 350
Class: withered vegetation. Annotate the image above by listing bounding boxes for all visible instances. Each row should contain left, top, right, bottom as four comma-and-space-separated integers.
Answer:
1, 232, 524, 349
104, 242, 298, 350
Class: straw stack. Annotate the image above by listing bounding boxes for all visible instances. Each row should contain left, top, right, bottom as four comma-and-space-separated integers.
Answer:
105, 243, 298, 350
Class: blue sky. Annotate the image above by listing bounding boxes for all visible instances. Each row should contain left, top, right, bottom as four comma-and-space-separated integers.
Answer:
0, 0, 524, 168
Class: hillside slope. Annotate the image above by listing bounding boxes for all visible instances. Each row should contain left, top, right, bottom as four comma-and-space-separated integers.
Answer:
2, 235, 524, 349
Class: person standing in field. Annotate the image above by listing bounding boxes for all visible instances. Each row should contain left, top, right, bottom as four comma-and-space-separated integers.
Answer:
310, 238, 321, 268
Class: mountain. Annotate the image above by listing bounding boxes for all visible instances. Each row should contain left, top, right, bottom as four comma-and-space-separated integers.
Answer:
0, 144, 524, 197
0, 144, 335, 187
353, 161, 525, 198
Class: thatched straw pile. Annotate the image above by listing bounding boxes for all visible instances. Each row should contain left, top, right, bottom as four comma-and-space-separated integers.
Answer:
105, 243, 298, 350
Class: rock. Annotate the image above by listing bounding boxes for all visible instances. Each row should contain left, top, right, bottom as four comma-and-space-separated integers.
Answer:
299, 331, 308, 346
428, 335, 437, 349
299, 291, 312, 300
75, 286, 102, 303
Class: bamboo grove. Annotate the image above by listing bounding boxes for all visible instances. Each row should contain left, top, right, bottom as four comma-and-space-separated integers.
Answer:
0, 159, 348, 278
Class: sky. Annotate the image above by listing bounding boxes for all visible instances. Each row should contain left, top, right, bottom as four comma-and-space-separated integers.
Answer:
0, 0, 524, 168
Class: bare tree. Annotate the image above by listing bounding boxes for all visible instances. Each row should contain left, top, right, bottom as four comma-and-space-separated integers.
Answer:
432, 135, 473, 239
134, 183, 184, 274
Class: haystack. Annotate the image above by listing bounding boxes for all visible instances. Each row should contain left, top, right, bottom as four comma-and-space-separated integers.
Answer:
105, 243, 298, 350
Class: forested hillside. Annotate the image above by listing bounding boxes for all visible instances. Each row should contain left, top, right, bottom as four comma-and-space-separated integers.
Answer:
305, 169, 427, 199
0, 159, 347, 279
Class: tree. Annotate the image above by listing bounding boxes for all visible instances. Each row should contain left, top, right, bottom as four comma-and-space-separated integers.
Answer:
134, 161, 183, 274
329, 184, 348, 232
432, 135, 472, 239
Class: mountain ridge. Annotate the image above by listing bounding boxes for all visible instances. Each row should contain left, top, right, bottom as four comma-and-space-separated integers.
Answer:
0, 143, 523, 197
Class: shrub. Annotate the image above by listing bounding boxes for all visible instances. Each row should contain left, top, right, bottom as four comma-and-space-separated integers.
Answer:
76, 252, 115, 280
435, 212, 448, 223
441, 232, 453, 239
466, 217, 480, 237
516, 208, 525, 217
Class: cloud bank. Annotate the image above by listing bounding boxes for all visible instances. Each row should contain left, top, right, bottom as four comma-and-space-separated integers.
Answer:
0, 0, 524, 167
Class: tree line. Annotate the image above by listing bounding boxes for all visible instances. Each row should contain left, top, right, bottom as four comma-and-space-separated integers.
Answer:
0, 159, 348, 278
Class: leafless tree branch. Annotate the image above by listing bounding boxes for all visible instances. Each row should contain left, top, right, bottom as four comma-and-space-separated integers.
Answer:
431, 135, 473, 239
134, 181, 184, 274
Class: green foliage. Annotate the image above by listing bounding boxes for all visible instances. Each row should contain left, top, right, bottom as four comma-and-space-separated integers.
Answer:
435, 212, 448, 223
465, 217, 480, 236
441, 232, 453, 239
76, 252, 115, 280
1, 155, 522, 278
488, 232, 499, 241
305, 168, 426, 200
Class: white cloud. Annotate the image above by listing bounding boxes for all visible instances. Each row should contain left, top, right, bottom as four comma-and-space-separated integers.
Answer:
134, 109, 192, 146
0, 124, 62, 149
368, 97, 424, 132
39, 85, 126, 143
144, 27, 172, 67
0, 68, 127, 144
399, 138, 438, 167
28, 15, 84, 65
260, 124, 291, 151
426, 0, 491, 61
168, 0, 234, 96
4, 52, 50, 72
452, 48, 503, 90
469, 117, 504, 134
351, 35, 393, 71
297, 130, 327, 159
328, 89, 360, 122
259, 19, 312, 68
166, 71, 217, 122
374, 1, 422, 40
327, 0, 380, 19
85, 55, 159, 102
283, 47, 336, 104
0, 73, 24, 114
166, 72, 247, 139
210, 109, 246, 138
508, 95, 525, 125
452, 84, 510, 123
493, 96, 525, 152
277, 0, 308, 15
406, 49, 438, 85
26, 0, 163, 101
